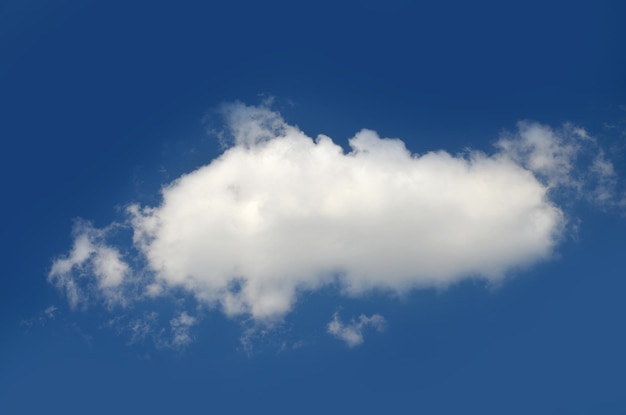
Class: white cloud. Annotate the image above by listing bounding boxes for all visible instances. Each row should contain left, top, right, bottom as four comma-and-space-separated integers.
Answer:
587, 150, 619, 205
126, 312, 159, 345
496, 122, 621, 207
127, 103, 565, 321
496, 121, 580, 189
92, 247, 128, 288
44, 305, 58, 319
48, 221, 130, 308
49, 102, 622, 336
327, 312, 386, 347
169, 312, 196, 348
102, 311, 198, 350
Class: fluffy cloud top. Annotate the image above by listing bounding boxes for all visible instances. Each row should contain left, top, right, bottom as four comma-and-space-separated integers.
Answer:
51, 102, 612, 326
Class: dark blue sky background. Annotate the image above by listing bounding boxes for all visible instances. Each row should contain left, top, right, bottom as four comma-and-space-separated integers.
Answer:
1, 1, 625, 413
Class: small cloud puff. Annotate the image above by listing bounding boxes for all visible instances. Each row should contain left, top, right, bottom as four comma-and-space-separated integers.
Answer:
327, 312, 386, 347
170, 312, 196, 348
48, 221, 130, 308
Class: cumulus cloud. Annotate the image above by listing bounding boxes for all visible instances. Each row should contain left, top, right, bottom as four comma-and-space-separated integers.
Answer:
327, 313, 386, 347
49, 102, 620, 333
125, 103, 566, 321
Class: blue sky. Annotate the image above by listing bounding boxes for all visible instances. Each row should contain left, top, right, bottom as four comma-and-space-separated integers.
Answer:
2, 1, 626, 413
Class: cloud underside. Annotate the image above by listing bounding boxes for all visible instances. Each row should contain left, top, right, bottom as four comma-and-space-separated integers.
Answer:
50, 102, 605, 323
